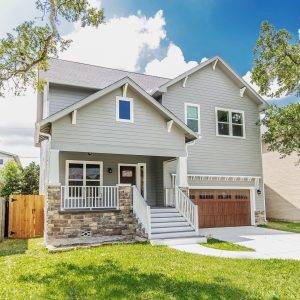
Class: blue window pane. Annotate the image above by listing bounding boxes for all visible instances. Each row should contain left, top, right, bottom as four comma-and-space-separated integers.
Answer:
119, 100, 131, 120
0, 159, 3, 165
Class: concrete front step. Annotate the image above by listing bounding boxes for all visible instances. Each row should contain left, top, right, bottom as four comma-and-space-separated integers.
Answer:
151, 221, 189, 228
151, 216, 186, 223
151, 212, 181, 218
151, 231, 198, 239
150, 236, 207, 246
151, 226, 194, 234
150, 208, 177, 213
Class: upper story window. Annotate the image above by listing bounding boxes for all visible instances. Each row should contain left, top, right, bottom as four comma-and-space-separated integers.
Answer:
116, 96, 134, 123
185, 103, 200, 133
0, 159, 3, 165
216, 108, 245, 138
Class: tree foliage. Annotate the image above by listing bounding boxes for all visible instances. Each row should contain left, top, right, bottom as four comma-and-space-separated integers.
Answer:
262, 103, 300, 159
0, 0, 104, 96
0, 161, 40, 197
252, 21, 300, 98
0, 160, 23, 197
21, 162, 40, 195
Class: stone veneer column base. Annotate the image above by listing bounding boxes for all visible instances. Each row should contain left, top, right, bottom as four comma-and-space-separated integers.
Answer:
255, 210, 266, 225
46, 184, 146, 247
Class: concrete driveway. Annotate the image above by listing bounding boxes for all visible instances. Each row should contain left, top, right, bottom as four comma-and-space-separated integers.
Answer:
198, 226, 300, 260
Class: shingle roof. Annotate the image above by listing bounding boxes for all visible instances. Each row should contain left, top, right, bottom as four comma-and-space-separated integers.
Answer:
39, 58, 170, 92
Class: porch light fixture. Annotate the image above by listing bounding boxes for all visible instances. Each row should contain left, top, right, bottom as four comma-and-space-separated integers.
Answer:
107, 168, 112, 174
257, 189, 262, 195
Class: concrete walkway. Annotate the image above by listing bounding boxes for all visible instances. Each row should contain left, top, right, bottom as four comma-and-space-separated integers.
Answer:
170, 226, 300, 260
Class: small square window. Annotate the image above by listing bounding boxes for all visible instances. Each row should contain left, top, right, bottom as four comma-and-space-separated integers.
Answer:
116, 97, 133, 122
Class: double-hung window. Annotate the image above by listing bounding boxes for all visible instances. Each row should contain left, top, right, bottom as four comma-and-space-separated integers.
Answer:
185, 103, 200, 133
116, 96, 134, 123
216, 108, 245, 138
66, 161, 103, 187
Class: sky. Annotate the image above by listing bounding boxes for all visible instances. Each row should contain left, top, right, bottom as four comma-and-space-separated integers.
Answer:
0, 0, 299, 165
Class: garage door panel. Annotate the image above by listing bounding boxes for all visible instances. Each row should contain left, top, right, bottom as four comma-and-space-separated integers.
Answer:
191, 189, 251, 228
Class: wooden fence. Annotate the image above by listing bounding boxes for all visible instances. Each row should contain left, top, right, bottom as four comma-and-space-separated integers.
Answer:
0, 198, 5, 242
9, 195, 44, 239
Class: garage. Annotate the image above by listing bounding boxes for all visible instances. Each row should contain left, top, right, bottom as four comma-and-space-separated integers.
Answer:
190, 189, 252, 228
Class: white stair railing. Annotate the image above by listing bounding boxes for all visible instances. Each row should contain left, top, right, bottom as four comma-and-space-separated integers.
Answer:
174, 186, 199, 233
132, 185, 151, 239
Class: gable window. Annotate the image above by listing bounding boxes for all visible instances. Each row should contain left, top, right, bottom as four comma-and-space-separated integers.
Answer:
185, 103, 200, 133
116, 96, 134, 123
216, 108, 245, 138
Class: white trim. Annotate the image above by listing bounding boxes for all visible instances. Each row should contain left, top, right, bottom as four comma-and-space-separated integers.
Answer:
122, 83, 128, 97
189, 185, 256, 226
167, 120, 174, 133
215, 107, 246, 139
212, 58, 218, 70
182, 76, 188, 87
185, 102, 201, 134
71, 110, 77, 125
116, 96, 134, 123
65, 160, 103, 186
240, 87, 246, 97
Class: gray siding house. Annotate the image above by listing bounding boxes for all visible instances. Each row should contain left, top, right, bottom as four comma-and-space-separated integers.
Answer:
36, 56, 268, 247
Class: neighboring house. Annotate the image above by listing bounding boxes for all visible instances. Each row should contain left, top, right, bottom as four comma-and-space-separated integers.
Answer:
35, 56, 268, 247
263, 142, 300, 222
0, 150, 21, 170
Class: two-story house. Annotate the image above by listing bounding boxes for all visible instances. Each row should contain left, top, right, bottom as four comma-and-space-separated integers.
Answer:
0, 150, 21, 170
35, 56, 268, 247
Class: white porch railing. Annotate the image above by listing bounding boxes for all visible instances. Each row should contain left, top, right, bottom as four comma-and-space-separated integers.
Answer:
132, 185, 151, 239
174, 186, 199, 232
61, 186, 119, 210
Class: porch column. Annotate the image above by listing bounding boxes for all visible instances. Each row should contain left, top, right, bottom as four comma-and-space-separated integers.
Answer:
48, 149, 60, 184
175, 156, 188, 187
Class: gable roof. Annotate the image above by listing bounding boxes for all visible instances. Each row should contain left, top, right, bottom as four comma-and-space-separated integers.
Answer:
40, 58, 170, 92
152, 56, 269, 111
0, 150, 21, 166
37, 77, 199, 143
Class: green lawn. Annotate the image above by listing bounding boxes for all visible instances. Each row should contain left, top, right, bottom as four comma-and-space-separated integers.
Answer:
200, 238, 255, 252
0, 238, 300, 299
259, 220, 300, 234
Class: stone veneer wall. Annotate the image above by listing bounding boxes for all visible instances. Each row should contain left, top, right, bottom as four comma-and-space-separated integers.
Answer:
255, 210, 266, 225
46, 185, 146, 247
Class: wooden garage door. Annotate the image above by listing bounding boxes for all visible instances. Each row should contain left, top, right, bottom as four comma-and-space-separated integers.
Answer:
190, 189, 251, 228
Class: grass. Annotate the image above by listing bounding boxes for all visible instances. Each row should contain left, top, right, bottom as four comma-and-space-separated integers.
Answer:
200, 238, 255, 252
259, 220, 300, 234
0, 238, 299, 299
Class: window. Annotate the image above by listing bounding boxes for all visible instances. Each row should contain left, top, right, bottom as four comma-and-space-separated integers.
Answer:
216, 108, 245, 138
116, 97, 134, 122
0, 159, 3, 165
66, 161, 103, 186
185, 103, 200, 133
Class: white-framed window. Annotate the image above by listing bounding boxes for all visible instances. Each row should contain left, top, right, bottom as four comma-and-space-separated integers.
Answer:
215, 108, 245, 138
116, 96, 134, 123
185, 103, 200, 133
66, 160, 103, 187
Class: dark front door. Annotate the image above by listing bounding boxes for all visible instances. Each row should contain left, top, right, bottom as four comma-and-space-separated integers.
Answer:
120, 166, 136, 185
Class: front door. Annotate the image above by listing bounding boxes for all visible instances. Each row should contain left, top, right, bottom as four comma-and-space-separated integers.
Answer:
120, 166, 136, 185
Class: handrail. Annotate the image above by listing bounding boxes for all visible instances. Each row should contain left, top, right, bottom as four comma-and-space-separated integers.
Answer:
174, 186, 199, 233
61, 185, 119, 210
132, 185, 151, 239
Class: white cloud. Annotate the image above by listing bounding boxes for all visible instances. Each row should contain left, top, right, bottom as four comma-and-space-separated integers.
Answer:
61, 10, 166, 72
145, 43, 198, 78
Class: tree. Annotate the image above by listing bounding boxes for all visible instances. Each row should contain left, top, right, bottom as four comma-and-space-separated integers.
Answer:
252, 22, 300, 158
252, 21, 300, 98
261, 103, 300, 160
0, 0, 104, 96
21, 162, 40, 195
0, 160, 23, 198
